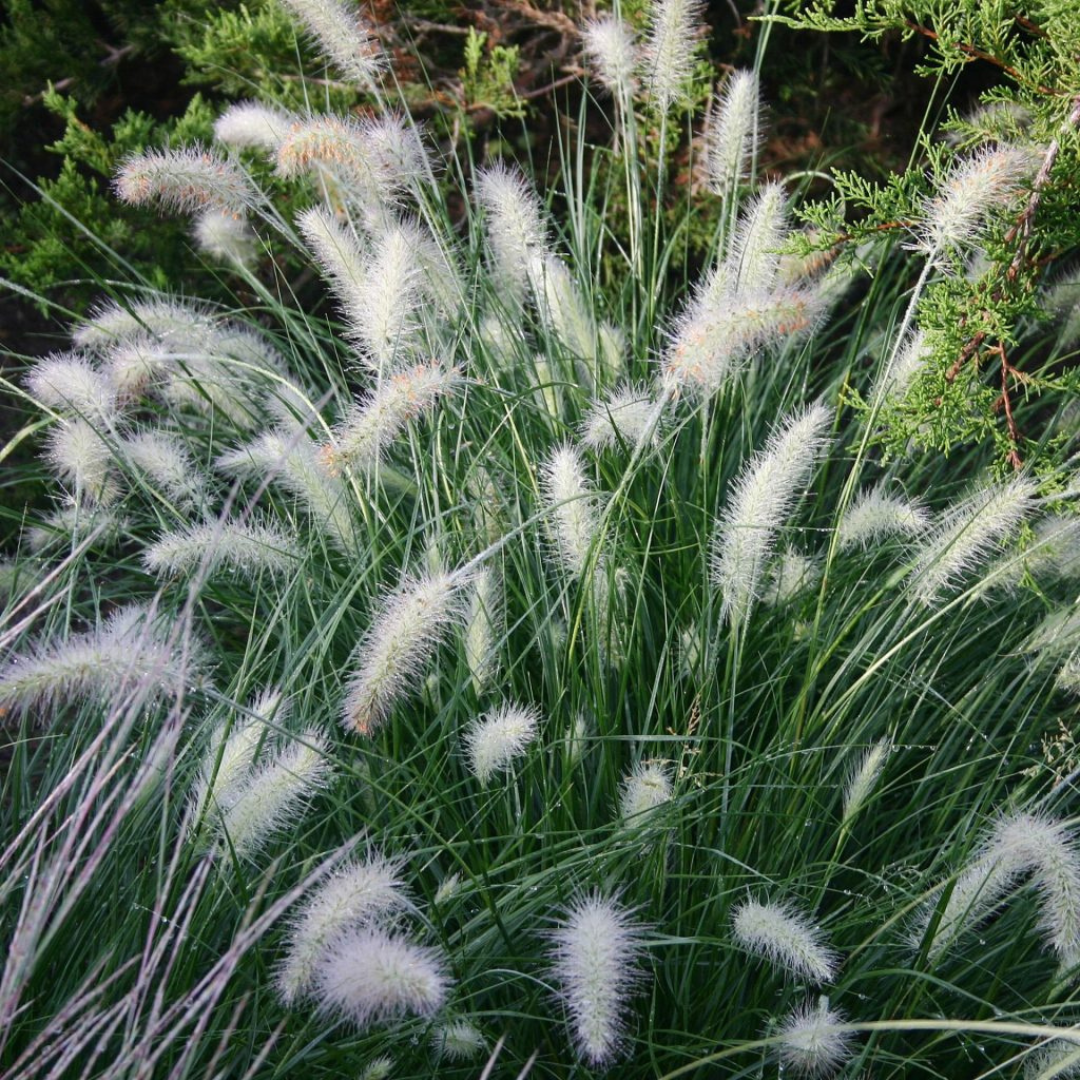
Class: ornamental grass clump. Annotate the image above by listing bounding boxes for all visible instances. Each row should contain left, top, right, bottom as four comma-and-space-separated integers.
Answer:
5, 0, 1080, 1074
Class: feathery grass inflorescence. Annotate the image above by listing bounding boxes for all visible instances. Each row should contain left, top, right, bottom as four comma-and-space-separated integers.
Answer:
464, 702, 539, 784
475, 162, 548, 309
213, 101, 294, 152
541, 442, 601, 580
581, 383, 658, 451
278, 0, 386, 89
142, 518, 302, 581
343, 570, 470, 735
26, 353, 118, 425
464, 567, 501, 695
114, 147, 258, 217
314, 926, 450, 1029
841, 739, 892, 828
121, 430, 206, 510
0, 603, 203, 718
704, 70, 762, 200
319, 362, 459, 472
549, 893, 648, 1067
776, 998, 854, 1077
711, 403, 832, 624
838, 488, 930, 552
431, 1020, 486, 1061
581, 14, 638, 111
908, 477, 1036, 603
215, 729, 333, 860
732, 898, 838, 984
619, 762, 673, 825
641, 0, 704, 115
277, 853, 410, 1005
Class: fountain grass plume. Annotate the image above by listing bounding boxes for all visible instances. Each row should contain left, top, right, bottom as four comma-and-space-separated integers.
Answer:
732, 898, 838, 984
342, 569, 471, 735
711, 403, 832, 625
549, 892, 648, 1067
464, 702, 540, 783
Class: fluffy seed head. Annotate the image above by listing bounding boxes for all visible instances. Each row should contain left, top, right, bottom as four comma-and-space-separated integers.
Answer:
541, 443, 601, 579
914, 145, 1034, 261
641, 0, 704, 114
908, 477, 1037, 604
762, 550, 820, 607
320, 363, 459, 472
120, 430, 205, 510
532, 254, 598, 365
727, 182, 788, 294
872, 328, 932, 403
0, 603, 204, 719
314, 926, 450, 1029
475, 162, 548, 308
216, 730, 333, 859
777, 998, 854, 1077
278, 0, 385, 88
465, 702, 540, 783
464, 567, 501, 695
711, 403, 832, 624
663, 285, 826, 397
193, 211, 258, 267
581, 383, 659, 451
432, 1020, 486, 1061
581, 15, 638, 105
143, 518, 301, 581
838, 488, 930, 552
115, 148, 257, 217
549, 893, 648, 1068
213, 101, 294, 152
277, 853, 410, 1005
732, 898, 838, 983
73, 296, 217, 355
704, 70, 762, 198
343, 570, 469, 735
26, 353, 118, 425
44, 418, 118, 505
842, 739, 891, 828
619, 761, 673, 824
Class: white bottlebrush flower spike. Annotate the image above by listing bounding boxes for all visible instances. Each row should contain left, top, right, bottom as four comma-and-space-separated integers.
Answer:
727, 182, 788, 294
319, 362, 458, 472
44, 418, 117, 505
115, 147, 257, 217
277, 853, 410, 1005
581, 383, 658, 451
913, 810, 1080, 968
465, 702, 539, 783
475, 162, 547, 309
549, 893, 647, 1068
432, 1020, 486, 1061
278, 0, 385, 88
777, 998, 854, 1077
216, 729, 332, 859
193, 210, 257, 267
838, 487, 930, 552
732, 898, 838, 984
641, 0, 704, 114
872, 328, 932, 403
541, 443, 601, 579
582, 14, 638, 107
913, 145, 1034, 261
343, 570, 469, 735
841, 739, 891, 827
0, 603, 202, 718
532, 254, 598, 366
143, 518, 301, 581
121, 430, 206, 509
704, 70, 762, 198
762, 550, 819, 607
619, 762, 673, 824
213, 101, 294, 152
314, 926, 450, 1029
73, 296, 216, 354
464, 567, 501, 695
711, 403, 832, 624
908, 477, 1036, 604
26, 353, 118, 425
